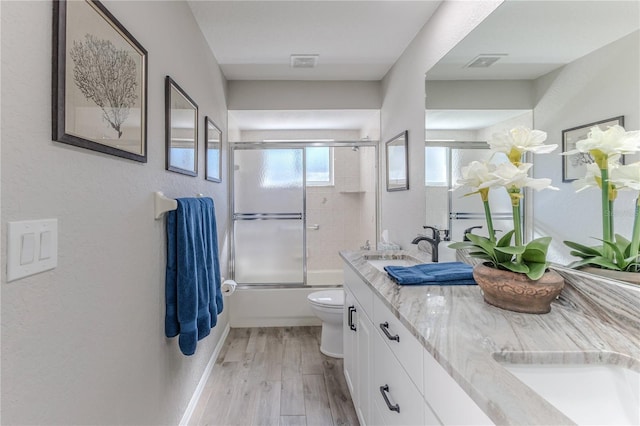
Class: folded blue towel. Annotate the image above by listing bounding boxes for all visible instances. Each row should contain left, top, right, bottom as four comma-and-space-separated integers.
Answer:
384, 262, 476, 285
165, 198, 223, 356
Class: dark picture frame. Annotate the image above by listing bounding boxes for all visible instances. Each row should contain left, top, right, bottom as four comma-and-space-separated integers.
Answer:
52, 0, 148, 162
562, 116, 625, 182
165, 76, 198, 177
386, 130, 409, 191
205, 117, 222, 183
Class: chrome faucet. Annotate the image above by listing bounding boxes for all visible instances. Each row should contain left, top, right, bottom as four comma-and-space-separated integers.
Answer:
412, 226, 450, 262
360, 240, 371, 250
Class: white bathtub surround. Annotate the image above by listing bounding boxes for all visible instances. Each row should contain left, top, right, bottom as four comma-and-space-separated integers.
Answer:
341, 249, 640, 425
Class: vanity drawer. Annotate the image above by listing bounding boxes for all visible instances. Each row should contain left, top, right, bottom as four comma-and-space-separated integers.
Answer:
373, 329, 425, 426
344, 265, 374, 320
373, 295, 424, 394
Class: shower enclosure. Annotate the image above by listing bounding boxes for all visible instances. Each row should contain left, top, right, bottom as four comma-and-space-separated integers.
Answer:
425, 142, 515, 242
230, 142, 378, 287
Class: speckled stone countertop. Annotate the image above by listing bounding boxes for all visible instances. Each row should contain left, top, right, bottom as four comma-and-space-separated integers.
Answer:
340, 249, 640, 425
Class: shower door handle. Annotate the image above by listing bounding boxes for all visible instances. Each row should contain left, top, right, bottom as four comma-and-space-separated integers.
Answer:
307, 224, 320, 230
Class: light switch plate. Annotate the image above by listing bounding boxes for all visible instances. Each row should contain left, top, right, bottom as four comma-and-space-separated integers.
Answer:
7, 219, 58, 282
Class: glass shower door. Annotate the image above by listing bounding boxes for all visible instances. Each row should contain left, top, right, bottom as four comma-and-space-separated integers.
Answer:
233, 147, 305, 285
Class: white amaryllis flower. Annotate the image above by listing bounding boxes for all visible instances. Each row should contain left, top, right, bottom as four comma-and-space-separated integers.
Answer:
565, 125, 640, 157
454, 160, 497, 191
609, 161, 640, 191
486, 162, 558, 191
573, 162, 602, 193
489, 126, 557, 159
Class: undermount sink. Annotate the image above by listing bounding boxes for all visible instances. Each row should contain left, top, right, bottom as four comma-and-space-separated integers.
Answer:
363, 254, 422, 272
500, 361, 640, 425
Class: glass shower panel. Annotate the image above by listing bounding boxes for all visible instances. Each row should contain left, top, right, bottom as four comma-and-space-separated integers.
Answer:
450, 147, 514, 242
233, 147, 304, 285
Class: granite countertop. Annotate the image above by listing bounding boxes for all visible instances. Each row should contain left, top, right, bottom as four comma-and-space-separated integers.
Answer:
340, 249, 640, 425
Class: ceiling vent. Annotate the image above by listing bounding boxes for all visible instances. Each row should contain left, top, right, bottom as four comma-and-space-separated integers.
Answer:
290, 54, 319, 68
465, 54, 507, 68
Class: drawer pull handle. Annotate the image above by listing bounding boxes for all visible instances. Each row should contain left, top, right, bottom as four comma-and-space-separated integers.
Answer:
379, 384, 400, 413
380, 322, 400, 342
348, 306, 357, 331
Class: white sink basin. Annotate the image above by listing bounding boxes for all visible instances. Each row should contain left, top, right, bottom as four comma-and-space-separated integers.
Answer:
503, 363, 640, 425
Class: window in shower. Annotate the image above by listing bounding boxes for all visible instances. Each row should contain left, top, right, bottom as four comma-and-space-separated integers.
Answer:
306, 147, 334, 186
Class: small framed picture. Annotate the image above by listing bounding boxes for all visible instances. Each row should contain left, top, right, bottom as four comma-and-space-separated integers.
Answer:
562, 116, 624, 182
205, 117, 222, 183
386, 130, 409, 191
52, 0, 148, 162
165, 76, 198, 177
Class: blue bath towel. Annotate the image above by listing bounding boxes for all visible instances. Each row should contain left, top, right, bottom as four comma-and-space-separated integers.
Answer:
384, 262, 476, 285
165, 198, 223, 356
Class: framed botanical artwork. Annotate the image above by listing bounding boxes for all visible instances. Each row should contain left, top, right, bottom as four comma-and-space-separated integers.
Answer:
165, 76, 198, 177
562, 116, 624, 182
205, 117, 222, 183
52, 0, 148, 162
386, 130, 409, 191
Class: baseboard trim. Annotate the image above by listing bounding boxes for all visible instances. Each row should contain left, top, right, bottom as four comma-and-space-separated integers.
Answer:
179, 323, 231, 426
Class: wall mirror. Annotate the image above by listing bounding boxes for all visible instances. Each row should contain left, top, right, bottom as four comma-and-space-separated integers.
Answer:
205, 116, 222, 182
165, 76, 198, 176
425, 1, 639, 268
386, 130, 409, 191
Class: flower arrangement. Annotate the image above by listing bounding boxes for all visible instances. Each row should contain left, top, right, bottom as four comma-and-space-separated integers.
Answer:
449, 127, 558, 280
562, 125, 640, 272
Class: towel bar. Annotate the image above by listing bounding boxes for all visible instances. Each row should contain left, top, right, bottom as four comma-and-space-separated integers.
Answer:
154, 192, 207, 219
155, 192, 178, 219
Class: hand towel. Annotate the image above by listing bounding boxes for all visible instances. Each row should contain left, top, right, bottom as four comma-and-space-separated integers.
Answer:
384, 262, 476, 285
165, 197, 223, 356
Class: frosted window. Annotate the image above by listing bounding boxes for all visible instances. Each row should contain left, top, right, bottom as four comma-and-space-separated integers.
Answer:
264, 149, 303, 188
306, 147, 333, 186
425, 146, 448, 186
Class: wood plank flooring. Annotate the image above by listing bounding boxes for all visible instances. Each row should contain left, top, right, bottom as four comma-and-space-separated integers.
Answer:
190, 327, 359, 426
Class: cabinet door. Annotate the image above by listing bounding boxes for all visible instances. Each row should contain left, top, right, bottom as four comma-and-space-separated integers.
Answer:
343, 288, 357, 396
356, 308, 373, 426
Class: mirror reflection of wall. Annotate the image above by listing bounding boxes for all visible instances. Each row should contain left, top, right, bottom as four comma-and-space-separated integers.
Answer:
425, 0, 640, 266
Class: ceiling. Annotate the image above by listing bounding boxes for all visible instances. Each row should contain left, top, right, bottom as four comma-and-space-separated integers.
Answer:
188, 0, 442, 81
426, 0, 640, 81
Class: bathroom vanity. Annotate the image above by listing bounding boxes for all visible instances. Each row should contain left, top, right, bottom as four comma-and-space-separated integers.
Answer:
340, 250, 640, 425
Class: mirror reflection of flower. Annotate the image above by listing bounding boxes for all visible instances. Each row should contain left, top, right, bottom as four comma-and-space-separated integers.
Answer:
450, 127, 558, 281
562, 125, 640, 272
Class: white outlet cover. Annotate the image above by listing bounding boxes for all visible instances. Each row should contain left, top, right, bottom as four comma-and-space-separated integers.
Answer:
7, 219, 58, 282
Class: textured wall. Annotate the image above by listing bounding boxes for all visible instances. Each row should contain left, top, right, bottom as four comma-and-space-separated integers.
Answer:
1, 1, 229, 424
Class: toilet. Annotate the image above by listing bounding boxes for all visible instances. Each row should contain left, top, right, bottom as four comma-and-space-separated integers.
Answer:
307, 289, 344, 358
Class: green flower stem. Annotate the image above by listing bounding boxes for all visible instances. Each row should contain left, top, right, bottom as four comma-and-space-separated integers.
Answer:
630, 197, 640, 272
483, 199, 496, 243
600, 166, 613, 259
510, 189, 523, 264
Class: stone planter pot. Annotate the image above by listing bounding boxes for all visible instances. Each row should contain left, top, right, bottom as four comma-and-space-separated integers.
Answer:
473, 263, 565, 314
580, 266, 640, 286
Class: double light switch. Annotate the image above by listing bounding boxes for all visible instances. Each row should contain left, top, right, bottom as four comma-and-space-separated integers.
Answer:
7, 219, 58, 282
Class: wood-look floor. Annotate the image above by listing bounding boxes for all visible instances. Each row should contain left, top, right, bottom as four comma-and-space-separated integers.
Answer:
190, 326, 360, 426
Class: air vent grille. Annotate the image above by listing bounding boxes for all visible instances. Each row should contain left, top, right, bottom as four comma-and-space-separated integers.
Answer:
465, 54, 507, 68
290, 54, 319, 68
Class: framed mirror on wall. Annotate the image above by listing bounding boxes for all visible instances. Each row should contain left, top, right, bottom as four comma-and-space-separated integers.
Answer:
165, 76, 198, 176
205, 116, 222, 183
386, 130, 409, 191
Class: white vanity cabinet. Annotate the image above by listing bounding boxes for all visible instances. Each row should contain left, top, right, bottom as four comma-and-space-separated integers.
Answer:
343, 262, 494, 426
343, 267, 374, 425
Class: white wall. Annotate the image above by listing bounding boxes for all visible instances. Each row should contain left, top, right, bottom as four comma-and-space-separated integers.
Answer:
228, 80, 382, 110
380, 0, 503, 249
533, 31, 640, 264
1, 1, 229, 424
426, 80, 533, 110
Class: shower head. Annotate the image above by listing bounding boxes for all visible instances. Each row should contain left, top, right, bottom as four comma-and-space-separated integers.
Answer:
351, 146, 359, 152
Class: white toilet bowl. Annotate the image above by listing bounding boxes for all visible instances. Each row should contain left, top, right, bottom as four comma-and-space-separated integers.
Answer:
307, 289, 344, 358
